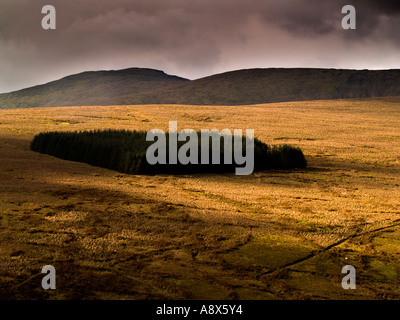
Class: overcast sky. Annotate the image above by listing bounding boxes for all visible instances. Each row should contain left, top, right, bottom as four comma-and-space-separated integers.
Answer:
1, 0, 400, 93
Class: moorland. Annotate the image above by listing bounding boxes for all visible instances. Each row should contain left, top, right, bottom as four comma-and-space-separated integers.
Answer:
0, 97, 399, 299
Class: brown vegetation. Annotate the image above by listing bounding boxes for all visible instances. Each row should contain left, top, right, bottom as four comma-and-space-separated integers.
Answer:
1, 97, 400, 299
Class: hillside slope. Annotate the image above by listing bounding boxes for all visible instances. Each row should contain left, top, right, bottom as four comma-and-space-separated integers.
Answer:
171, 68, 400, 105
1, 67, 400, 108
0, 68, 189, 109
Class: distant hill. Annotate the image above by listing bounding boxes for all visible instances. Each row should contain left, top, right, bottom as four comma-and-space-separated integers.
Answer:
1, 67, 400, 109
0, 68, 189, 109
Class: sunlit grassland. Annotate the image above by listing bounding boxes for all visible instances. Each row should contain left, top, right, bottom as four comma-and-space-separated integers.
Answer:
0, 97, 400, 299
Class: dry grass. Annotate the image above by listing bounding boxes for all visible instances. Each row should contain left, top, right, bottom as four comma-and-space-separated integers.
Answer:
0, 97, 400, 299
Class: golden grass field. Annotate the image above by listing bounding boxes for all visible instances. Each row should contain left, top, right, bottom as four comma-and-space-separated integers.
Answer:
1, 97, 400, 299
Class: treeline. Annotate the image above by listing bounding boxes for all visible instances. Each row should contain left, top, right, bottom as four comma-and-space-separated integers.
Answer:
30, 130, 307, 175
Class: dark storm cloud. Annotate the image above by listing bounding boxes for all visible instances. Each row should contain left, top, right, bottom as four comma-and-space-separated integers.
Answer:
0, 0, 399, 93
346, 0, 400, 38
257, 0, 400, 37
366, 0, 400, 14
0, 0, 252, 91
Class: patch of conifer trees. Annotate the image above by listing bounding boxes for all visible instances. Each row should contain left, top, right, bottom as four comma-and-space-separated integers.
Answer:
30, 130, 307, 174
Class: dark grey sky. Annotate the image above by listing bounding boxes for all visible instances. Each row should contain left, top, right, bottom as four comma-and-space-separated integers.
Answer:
1, 0, 400, 93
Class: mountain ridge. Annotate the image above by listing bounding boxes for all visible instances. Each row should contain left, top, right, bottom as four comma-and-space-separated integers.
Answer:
1, 67, 400, 109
